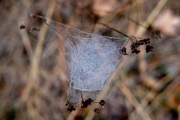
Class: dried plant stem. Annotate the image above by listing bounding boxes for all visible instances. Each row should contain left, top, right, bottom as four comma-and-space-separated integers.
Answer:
136, 0, 169, 35
115, 0, 147, 16
117, 72, 152, 120
67, 107, 81, 120
84, 0, 168, 119
96, 0, 147, 21
84, 57, 127, 120
128, 0, 169, 119
129, 69, 180, 120
19, 28, 33, 60
17, 0, 33, 59
138, 0, 167, 90
30, 0, 56, 85
137, 0, 169, 84
148, 73, 180, 115
22, 1, 57, 120
100, 0, 147, 25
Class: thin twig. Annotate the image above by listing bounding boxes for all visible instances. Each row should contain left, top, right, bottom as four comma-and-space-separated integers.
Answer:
98, 22, 130, 38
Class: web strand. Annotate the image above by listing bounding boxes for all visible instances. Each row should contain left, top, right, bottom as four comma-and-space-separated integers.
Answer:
25, 14, 128, 103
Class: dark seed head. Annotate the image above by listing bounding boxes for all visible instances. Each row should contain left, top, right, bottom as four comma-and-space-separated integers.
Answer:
153, 31, 161, 39
94, 108, 100, 114
147, 38, 150, 41
132, 48, 140, 54
99, 100, 105, 106
146, 45, 154, 53
20, 24, 26, 29
65, 101, 70, 106
143, 38, 150, 44
139, 40, 144, 45
30, 28, 40, 32
88, 98, 93, 102
120, 47, 128, 55
32, 28, 40, 31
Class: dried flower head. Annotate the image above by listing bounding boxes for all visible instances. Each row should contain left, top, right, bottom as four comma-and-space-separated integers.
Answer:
143, 38, 150, 44
20, 24, 26, 29
81, 98, 93, 108
30, 27, 40, 32
119, 47, 128, 55
120, 37, 154, 55
131, 48, 140, 54
146, 45, 154, 53
94, 108, 100, 114
65, 101, 76, 112
99, 100, 105, 106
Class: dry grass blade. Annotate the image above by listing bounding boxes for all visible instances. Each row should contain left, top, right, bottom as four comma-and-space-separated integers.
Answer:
21, 1, 57, 119
129, 69, 180, 119
30, 0, 57, 85
148, 74, 180, 115
84, 57, 127, 120
19, 26, 33, 60
129, 0, 169, 119
117, 72, 152, 120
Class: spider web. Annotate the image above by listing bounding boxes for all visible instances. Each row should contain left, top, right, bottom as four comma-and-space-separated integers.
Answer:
27, 14, 127, 102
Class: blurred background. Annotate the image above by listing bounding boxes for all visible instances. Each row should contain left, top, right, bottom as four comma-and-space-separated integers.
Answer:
0, 0, 180, 120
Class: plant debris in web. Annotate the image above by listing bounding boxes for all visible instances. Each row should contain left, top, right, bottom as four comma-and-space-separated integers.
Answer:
20, 14, 154, 113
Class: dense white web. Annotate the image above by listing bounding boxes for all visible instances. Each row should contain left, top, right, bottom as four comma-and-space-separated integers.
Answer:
27, 14, 127, 102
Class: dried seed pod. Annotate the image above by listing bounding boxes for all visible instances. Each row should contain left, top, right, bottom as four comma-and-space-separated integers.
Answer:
130, 42, 136, 50
20, 24, 26, 29
153, 31, 161, 39
132, 48, 140, 54
139, 40, 144, 45
31, 28, 40, 31
65, 101, 71, 106
134, 42, 140, 47
99, 100, 105, 106
65, 101, 76, 112
94, 108, 100, 114
119, 47, 128, 55
87, 98, 93, 105
146, 45, 154, 53
81, 98, 94, 108
143, 38, 150, 44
